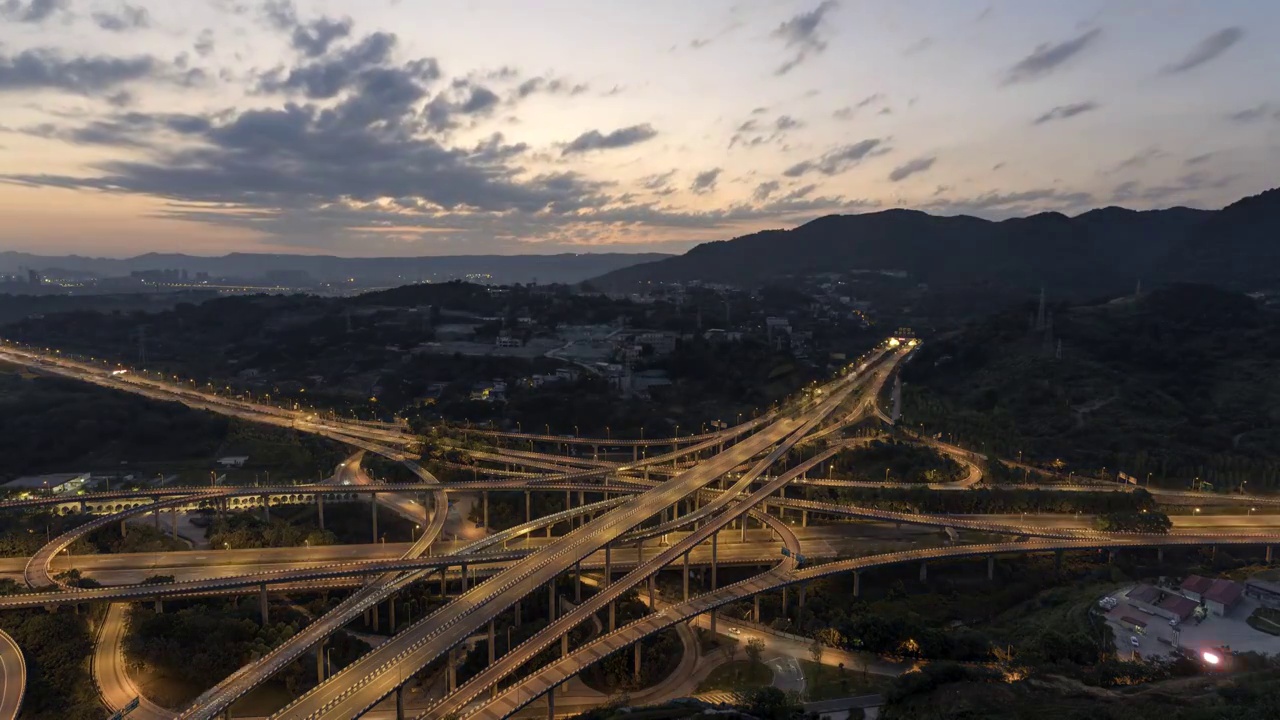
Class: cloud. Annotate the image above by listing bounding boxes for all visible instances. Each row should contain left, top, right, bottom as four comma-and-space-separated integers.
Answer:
1109, 146, 1164, 174
1161, 27, 1243, 74
1226, 103, 1271, 123
888, 156, 936, 182
730, 113, 803, 148
834, 93, 886, 120
690, 168, 722, 193
904, 37, 933, 55
925, 188, 1096, 218
194, 30, 216, 57
1111, 171, 1238, 204
0, 48, 166, 95
0, 0, 67, 23
514, 76, 589, 100
1004, 28, 1101, 84
561, 123, 657, 155
640, 170, 676, 194
753, 180, 780, 202
258, 32, 440, 103
1032, 101, 1100, 125
783, 139, 888, 177
1184, 152, 1214, 166
92, 3, 149, 32
292, 17, 354, 57
771, 0, 839, 75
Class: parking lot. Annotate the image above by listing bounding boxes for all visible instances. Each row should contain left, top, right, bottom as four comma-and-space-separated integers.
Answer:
1102, 584, 1276, 660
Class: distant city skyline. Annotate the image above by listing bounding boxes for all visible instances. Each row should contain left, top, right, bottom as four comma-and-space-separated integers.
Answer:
0, 0, 1277, 257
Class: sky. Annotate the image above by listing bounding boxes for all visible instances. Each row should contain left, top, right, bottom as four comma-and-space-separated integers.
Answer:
0, 0, 1277, 258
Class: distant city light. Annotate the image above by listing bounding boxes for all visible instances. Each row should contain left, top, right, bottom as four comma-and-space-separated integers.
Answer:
1202, 651, 1220, 665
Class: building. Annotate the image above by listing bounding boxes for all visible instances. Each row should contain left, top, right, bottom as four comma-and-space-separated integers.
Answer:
1157, 594, 1199, 621
1244, 578, 1280, 609
2, 472, 90, 494
217, 456, 250, 468
1179, 575, 1214, 602
495, 335, 523, 348
1203, 579, 1244, 617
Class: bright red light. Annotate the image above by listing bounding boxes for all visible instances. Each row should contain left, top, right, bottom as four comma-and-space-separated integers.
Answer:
1202, 651, 1220, 665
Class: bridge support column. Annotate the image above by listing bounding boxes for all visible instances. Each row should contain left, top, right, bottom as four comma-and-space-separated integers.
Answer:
547, 686, 555, 720
317, 494, 325, 530
802, 509, 808, 527
525, 491, 531, 525
609, 601, 615, 632
154, 499, 161, 529
1157, 548, 1164, 563
753, 594, 760, 622
259, 583, 269, 625
461, 564, 469, 592
633, 641, 641, 683
633, 446, 638, 462
605, 542, 612, 586
782, 586, 788, 616
372, 602, 380, 633
388, 598, 396, 632
987, 556, 995, 581
395, 685, 404, 720
919, 561, 928, 582
853, 571, 860, 598
1267, 545, 1273, 563
316, 637, 325, 683
741, 513, 747, 543
171, 509, 179, 539
371, 493, 379, 543
121, 519, 128, 538
154, 597, 163, 614
647, 575, 655, 610
710, 530, 718, 634
1212, 545, 1218, 562
483, 491, 489, 530
447, 647, 456, 694
799, 584, 806, 613
261, 495, 270, 523
440, 567, 447, 596
488, 619, 496, 665
574, 560, 582, 603
683, 551, 690, 601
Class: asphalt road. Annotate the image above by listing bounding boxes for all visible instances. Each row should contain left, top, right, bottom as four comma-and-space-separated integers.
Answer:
95, 603, 173, 720
0, 628, 23, 720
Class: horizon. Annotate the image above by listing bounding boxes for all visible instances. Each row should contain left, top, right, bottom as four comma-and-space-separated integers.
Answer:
0, 187, 1268, 261
1, 0, 1277, 258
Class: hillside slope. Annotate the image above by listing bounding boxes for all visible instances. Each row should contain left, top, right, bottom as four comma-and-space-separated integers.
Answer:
593, 188, 1280, 295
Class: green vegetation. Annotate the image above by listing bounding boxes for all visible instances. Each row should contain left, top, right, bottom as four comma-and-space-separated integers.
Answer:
579, 591, 684, 693
1096, 511, 1172, 534
0, 607, 103, 720
798, 659, 889, 701
123, 597, 369, 708
201, 501, 418, 549
1246, 607, 1280, 636
903, 285, 1280, 493
0, 511, 94, 558
816, 439, 965, 484
880, 662, 1280, 720
694, 660, 772, 694
799, 485, 1155, 516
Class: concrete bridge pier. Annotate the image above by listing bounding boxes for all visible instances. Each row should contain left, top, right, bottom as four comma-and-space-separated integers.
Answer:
853, 570, 860, 598
154, 597, 163, 614
461, 564, 469, 592
547, 687, 555, 720
680, 548, 691, 599
317, 494, 325, 530
987, 556, 995, 581
483, 491, 489, 530
316, 637, 325, 683
261, 495, 270, 523
395, 685, 404, 720
121, 519, 128, 538
259, 583, 268, 625
447, 646, 457, 693
753, 594, 760, 622
388, 597, 396, 632
633, 641, 642, 683
489, 619, 497, 699
372, 601, 379, 632
171, 509, 179, 539
439, 567, 447, 597
574, 560, 582, 603
919, 561, 928, 582
1267, 545, 1273, 563
371, 492, 379, 543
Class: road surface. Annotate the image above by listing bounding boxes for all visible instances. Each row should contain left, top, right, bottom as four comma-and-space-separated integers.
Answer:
0, 628, 23, 720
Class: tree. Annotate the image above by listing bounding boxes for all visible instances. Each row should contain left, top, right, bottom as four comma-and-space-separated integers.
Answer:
1096, 511, 1172, 534
746, 637, 766, 666
809, 638, 824, 667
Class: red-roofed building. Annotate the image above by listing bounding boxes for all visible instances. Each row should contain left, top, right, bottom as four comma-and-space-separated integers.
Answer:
1203, 579, 1244, 617
1179, 575, 1214, 601
1158, 594, 1198, 621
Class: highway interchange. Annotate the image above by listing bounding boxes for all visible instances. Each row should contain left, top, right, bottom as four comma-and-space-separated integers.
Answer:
0, 337, 1276, 720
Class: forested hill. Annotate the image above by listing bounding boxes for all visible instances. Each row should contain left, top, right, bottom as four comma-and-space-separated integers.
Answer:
591, 187, 1280, 297
900, 284, 1280, 491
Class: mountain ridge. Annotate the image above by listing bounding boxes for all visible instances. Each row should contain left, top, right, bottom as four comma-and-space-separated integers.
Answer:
592, 189, 1280, 295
